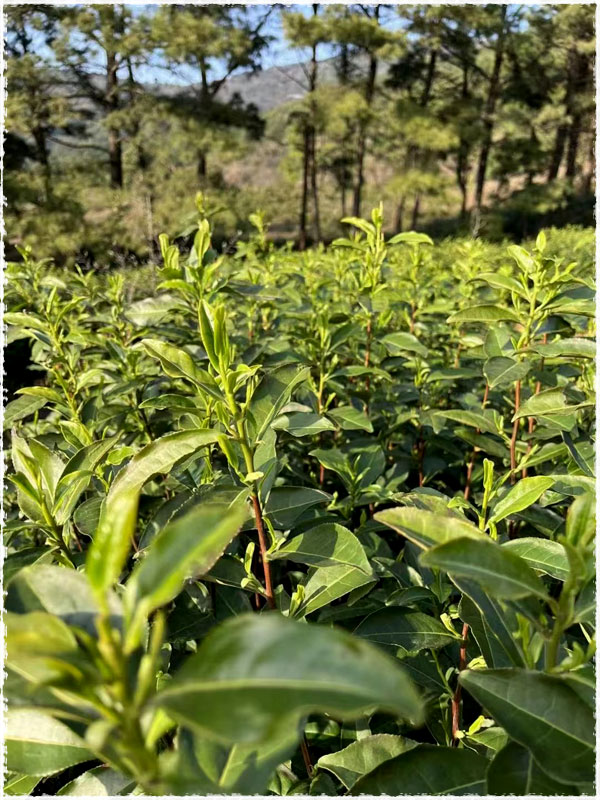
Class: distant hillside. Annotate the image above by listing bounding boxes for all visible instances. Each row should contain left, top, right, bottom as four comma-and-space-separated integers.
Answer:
215, 57, 346, 111
48, 55, 375, 157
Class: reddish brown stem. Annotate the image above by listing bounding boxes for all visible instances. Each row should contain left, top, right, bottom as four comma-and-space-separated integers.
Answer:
251, 493, 276, 609
72, 529, 83, 552
319, 463, 325, 487
454, 343, 462, 368
300, 736, 314, 778
464, 456, 475, 501
451, 622, 470, 745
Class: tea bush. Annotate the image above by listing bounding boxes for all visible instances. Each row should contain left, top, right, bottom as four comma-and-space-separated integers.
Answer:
3, 202, 595, 795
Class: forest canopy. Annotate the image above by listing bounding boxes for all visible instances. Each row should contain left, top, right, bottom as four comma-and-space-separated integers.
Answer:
4, 3, 595, 265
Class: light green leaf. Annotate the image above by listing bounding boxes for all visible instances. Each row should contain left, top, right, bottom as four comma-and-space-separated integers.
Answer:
6, 610, 81, 685
4, 312, 50, 333
269, 523, 372, 574
6, 564, 122, 636
381, 332, 428, 358
507, 244, 536, 273
141, 339, 222, 400
483, 357, 531, 388
247, 364, 310, 441
124, 503, 247, 647
155, 614, 423, 744
472, 272, 527, 297
388, 231, 433, 246
341, 216, 375, 236
27, 439, 65, 503
489, 476, 555, 524
459, 669, 594, 785
566, 491, 596, 545
309, 447, 351, 479
106, 429, 219, 502
433, 410, 497, 435
327, 405, 373, 432
448, 305, 521, 324
57, 766, 135, 796
513, 388, 591, 420
546, 474, 595, 497
530, 337, 595, 360
299, 563, 374, 616
86, 489, 139, 602
125, 294, 180, 326
375, 507, 484, 550
317, 734, 417, 790
483, 326, 514, 358
502, 538, 569, 581
272, 412, 335, 437
4, 773, 40, 795
5, 709, 92, 777
3, 395, 47, 429
53, 437, 120, 524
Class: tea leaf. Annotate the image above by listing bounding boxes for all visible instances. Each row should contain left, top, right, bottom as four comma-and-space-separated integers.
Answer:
460, 669, 594, 785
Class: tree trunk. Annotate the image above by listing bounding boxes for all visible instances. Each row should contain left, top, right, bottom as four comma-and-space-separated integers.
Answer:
352, 52, 377, 217
547, 125, 567, 181
583, 133, 595, 194
352, 6, 379, 218
472, 6, 508, 237
338, 43, 350, 84
456, 64, 470, 219
309, 129, 321, 242
411, 195, 421, 229
106, 50, 123, 189
299, 124, 310, 250
197, 150, 207, 181
108, 128, 123, 189
32, 124, 51, 200
565, 113, 582, 179
394, 196, 405, 232
409, 48, 438, 227
309, 7, 321, 243
548, 47, 579, 182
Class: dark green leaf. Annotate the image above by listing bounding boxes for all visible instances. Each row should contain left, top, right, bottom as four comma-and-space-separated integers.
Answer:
352, 744, 488, 795
421, 537, 548, 600
460, 669, 594, 785
487, 741, 580, 795
155, 614, 423, 743
353, 607, 460, 657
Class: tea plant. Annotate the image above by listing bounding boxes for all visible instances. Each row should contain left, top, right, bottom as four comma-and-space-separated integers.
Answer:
3, 204, 595, 795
